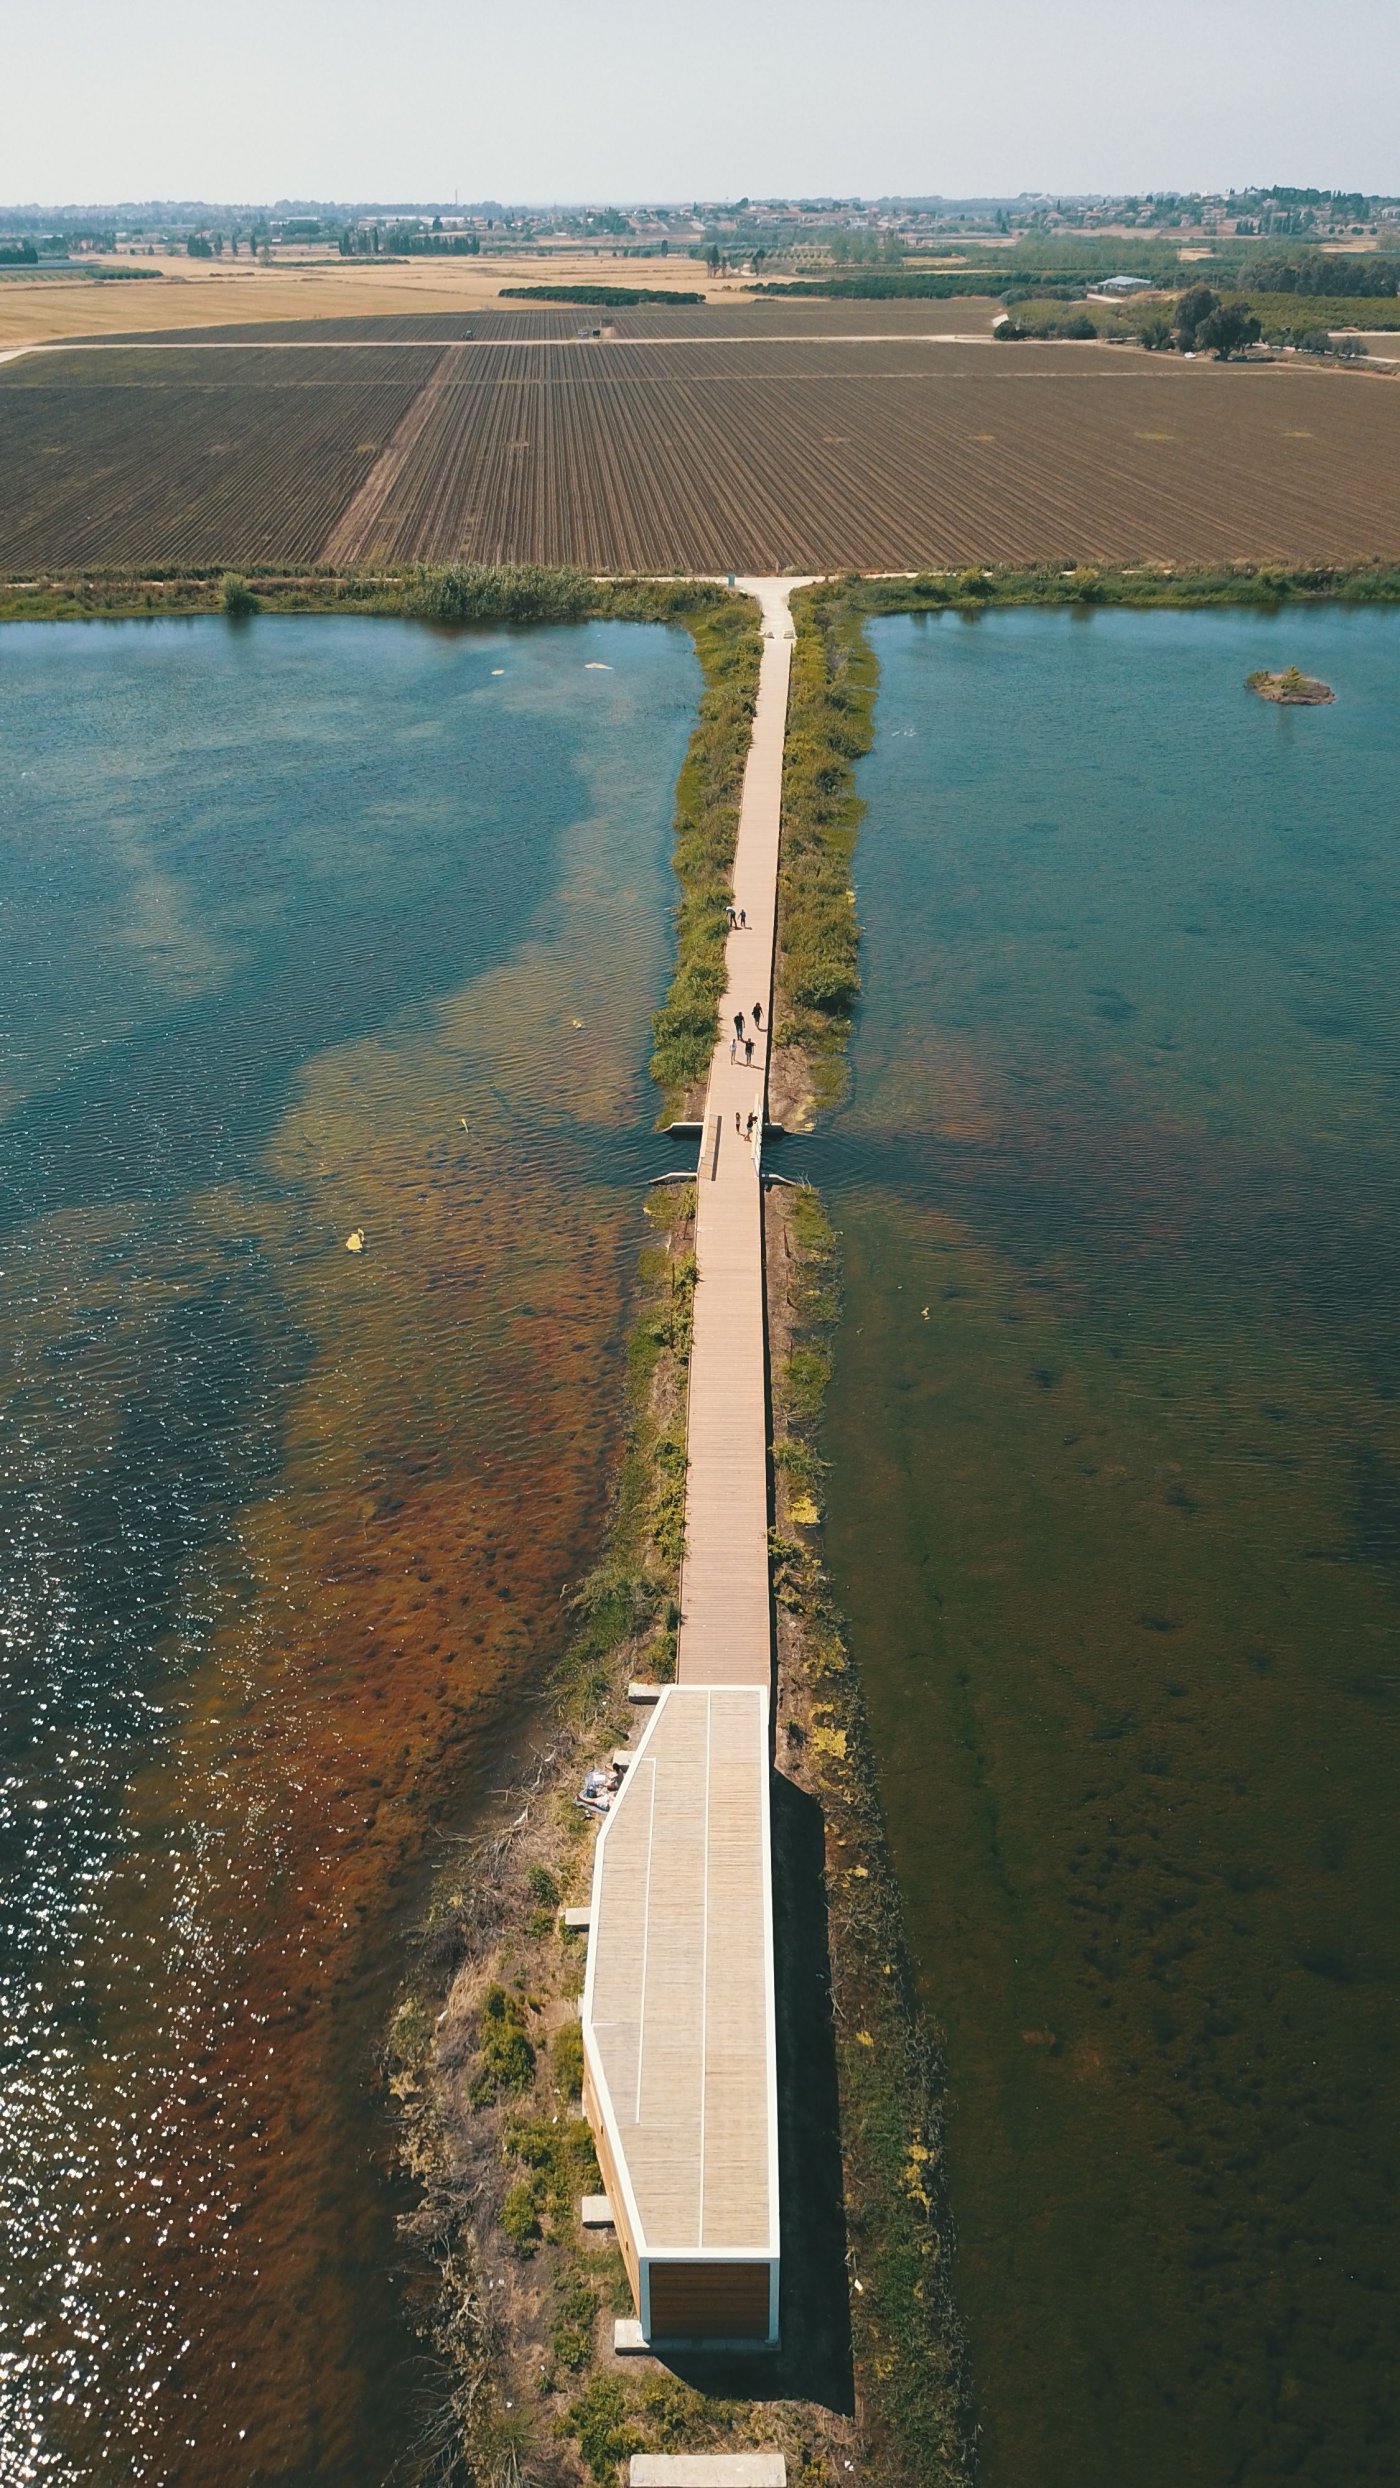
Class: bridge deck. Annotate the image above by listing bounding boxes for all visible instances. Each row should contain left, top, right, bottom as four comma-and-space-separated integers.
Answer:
676, 578, 808, 1690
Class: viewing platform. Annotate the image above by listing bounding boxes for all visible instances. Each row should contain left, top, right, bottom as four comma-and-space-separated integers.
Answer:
580, 1684, 778, 2343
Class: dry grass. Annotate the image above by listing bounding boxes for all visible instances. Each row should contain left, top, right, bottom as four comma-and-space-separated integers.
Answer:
0, 250, 739, 349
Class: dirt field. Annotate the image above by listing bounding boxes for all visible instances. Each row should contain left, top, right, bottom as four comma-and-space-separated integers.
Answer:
2, 316, 1398, 574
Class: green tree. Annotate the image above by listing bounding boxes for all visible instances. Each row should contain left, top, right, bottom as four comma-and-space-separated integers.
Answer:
1140, 315, 1175, 350
1175, 282, 1220, 349
219, 573, 258, 618
1196, 300, 1262, 359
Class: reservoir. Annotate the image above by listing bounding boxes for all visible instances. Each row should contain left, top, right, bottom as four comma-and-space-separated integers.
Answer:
821, 606, 1400, 2488
0, 614, 698, 2482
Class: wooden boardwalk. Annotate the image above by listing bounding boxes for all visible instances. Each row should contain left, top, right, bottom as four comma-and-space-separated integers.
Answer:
579, 580, 807, 2354
676, 579, 811, 1692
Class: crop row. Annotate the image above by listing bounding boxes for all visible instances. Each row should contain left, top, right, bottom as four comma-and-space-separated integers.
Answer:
5, 347, 1400, 575
0, 359, 429, 569
333, 360, 1400, 574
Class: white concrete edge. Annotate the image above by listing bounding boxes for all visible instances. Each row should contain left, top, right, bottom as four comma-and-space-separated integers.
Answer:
581, 1682, 779, 2269
757, 1678, 781, 2307
582, 1684, 674, 2263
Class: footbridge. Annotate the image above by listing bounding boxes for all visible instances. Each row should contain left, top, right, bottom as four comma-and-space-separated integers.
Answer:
580, 580, 810, 2356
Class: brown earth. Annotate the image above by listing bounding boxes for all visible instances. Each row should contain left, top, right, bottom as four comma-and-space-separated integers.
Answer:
2, 319, 1398, 575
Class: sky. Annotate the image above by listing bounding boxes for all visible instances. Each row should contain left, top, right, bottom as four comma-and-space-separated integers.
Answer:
6, 0, 1398, 209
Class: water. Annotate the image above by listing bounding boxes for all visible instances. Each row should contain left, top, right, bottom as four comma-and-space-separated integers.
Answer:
0, 613, 698, 2484
819, 607, 1400, 2488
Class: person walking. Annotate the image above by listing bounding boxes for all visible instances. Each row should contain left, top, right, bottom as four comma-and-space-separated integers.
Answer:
729, 1035, 737, 1063
735, 1111, 742, 1133
734, 1011, 745, 1041
752, 1001, 763, 1029
745, 1036, 754, 1065
745, 1109, 757, 1138
738, 908, 747, 928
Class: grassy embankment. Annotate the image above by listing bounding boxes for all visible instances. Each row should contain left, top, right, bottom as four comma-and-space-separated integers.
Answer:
9, 555, 1400, 637
0, 560, 715, 627
855, 559, 1400, 608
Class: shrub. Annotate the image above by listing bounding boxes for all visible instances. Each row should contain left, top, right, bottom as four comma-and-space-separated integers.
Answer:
406, 562, 591, 625
565, 2376, 642, 2484
526, 1863, 560, 1909
469, 1985, 536, 2105
219, 572, 258, 618
500, 2176, 543, 2252
551, 2018, 585, 2098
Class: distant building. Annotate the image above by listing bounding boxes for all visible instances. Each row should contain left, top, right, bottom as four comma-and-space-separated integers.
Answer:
1095, 274, 1155, 295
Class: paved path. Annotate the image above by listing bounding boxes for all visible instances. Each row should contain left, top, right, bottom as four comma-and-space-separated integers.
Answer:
675, 577, 812, 1690
0, 334, 991, 358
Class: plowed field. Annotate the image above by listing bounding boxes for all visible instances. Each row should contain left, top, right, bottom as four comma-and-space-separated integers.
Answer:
0, 347, 436, 570
3, 324, 1399, 574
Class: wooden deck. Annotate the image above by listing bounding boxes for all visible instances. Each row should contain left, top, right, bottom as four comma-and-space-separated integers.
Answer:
676, 578, 810, 1689
583, 1686, 777, 2258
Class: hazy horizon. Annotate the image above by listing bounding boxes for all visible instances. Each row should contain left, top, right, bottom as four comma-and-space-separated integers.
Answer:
8, 0, 1399, 212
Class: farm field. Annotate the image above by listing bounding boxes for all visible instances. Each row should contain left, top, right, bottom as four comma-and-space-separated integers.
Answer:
0, 249, 733, 349
3, 320, 1400, 573
71, 297, 1004, 345
0, 347, 437, 570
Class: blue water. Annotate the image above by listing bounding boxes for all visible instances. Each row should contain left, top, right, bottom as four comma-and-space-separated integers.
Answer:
820, 605, 1400, 2488
0, 613, 697, 2484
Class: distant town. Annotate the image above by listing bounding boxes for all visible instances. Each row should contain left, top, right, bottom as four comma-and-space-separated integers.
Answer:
3, 185, 1400, 272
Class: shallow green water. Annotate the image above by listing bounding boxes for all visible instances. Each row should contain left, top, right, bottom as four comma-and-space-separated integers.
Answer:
0, 614, 697, 2483
820, 608, 1400, 2488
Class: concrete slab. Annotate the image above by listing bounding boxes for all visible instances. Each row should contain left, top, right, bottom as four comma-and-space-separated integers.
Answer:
630, 2461, 786, 2486
613, 2318, 650, 2356
628, 1682, 662, 1705
560, 1906, 591, 1932
580, 2193, 614, 2227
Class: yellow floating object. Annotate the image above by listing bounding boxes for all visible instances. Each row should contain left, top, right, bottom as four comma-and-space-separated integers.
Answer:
345, 1230, 365, 1254
788, 1493, 820, 1526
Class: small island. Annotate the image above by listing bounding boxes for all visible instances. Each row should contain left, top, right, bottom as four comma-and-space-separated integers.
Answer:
1247, 665, 1335, 704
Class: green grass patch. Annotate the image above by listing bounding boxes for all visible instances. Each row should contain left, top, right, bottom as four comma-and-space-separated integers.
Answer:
777, 586, 878, 1104
647, 597, 764, 1109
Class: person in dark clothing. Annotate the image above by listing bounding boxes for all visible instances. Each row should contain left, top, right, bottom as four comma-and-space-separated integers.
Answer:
745, 1036, 754, 1064
752, 1002, 763, 1029
734, 1011, 745, 1040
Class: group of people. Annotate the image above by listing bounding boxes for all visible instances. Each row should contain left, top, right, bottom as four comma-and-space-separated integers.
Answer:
730, 1001, 763, 1066
577, 1763, 622, 1819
